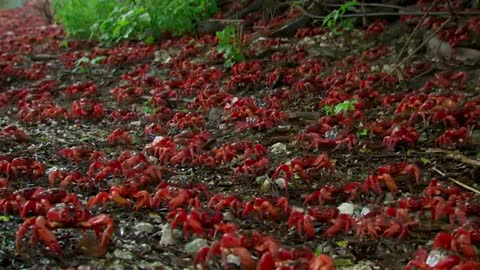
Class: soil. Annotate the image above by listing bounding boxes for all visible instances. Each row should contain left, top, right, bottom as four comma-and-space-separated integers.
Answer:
1, 1, 480, 270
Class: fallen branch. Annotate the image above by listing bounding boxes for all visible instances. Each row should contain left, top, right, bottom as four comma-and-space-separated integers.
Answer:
431, 167, 480, 195
425, 148, 480, 167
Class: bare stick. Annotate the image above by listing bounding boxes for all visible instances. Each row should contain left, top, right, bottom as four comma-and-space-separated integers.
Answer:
380, 18, 451, 83
394, 0, 439, 64
432, 167, 480, 194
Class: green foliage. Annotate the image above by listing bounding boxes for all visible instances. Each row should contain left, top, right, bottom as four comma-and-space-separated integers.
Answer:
90, 3, 153, 46
74, 56, 106, 73
51, 0, 118, 39
216, 25, 245, 67
52, 0, 218, 45
322, 99, 358, 116
356, 122, 369, 137
323, 1, 358, 34
145, 0, 218, 36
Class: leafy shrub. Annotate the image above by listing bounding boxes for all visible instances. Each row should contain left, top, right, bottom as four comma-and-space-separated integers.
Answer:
323, 1, 358, 34
145, 0, 218, 36
322, 99, 358, 116
216, 25, 245, 67
90, 3, 153, 47
51, 0, 117, 38
52, 0, 218, 45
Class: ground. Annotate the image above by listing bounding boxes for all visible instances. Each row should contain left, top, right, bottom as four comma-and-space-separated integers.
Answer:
1, 1, 480, 270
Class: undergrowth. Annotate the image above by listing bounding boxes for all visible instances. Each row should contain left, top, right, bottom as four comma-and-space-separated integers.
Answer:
51, 0, 218, 46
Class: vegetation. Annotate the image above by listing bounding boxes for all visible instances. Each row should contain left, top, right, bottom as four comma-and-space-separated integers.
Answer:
51, 0, 218, 45
322, 1, 358, 34
216, 24, 245, 67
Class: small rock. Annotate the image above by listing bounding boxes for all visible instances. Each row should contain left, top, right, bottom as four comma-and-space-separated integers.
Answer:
113, 249, 134, 260
260, 178, 271, 192
184, 238, 209, 254
226, 254, 240, 266
159, 223, 175, 246
338, 202, 355, 215
274, 177, 286, 189
207, 107, 223, 122
270, 142, 286, 154
134, 222, 154, 234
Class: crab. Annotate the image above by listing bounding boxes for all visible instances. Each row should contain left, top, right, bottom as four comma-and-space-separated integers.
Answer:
304, 185, 337, 206
242, 197, 284, 221
287, 211, 316, 238
364, 163, 422, 194
309, 254, 335, 270
106, 128, 133, 145
58, 146, 94, 164
168, 207, 223, 238
0, 125, 29, 141
383, 125, 419, 151
16, 203, 114, 256
423, 71, 468, 92
272, 154, 334, 193
299, 132, 356, 151
233, 157, 270, 179
0, 157, 44, 179
436, 127, 468, 146
324, 214, 355, 238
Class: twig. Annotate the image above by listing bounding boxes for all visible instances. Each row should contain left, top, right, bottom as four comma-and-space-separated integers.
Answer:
326, 2, 409, 11
431, 167, 480, 194
425, 148, 480, 167
379, 18, 451, 83
394, 0, 439, 64
296, 8, 480, 19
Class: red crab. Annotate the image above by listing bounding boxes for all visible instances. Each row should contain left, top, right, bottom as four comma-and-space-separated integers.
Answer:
287, 211, 316, 238
16, 203, 114, 256
233, 157, 270, 179
0, 125, 29, 141
272, 154, 334, 193
58, 146, 94, 164
106, 128, 133, 145
168, 207, 222, 238
383, 125, 418, 151
365, 163, 422, 194
436, 127, 468, 146
423, 71, 468, 92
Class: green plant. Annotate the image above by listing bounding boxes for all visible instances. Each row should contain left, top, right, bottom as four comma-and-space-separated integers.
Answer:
90, 3, 153, 46
356, 122, 369, 137
216, 25, 245, 67
322, 1, 358, 34
322, 99, 358, 116
52, 0, 218, 45
73, 56, 106, 73
51, 0, 118, 38
145, 0, 218, 37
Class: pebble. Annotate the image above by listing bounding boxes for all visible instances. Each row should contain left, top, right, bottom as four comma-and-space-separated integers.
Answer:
270, 142, 286, 154
113, 249, 134, 260
338, 202, 355, 215
159, 223, 175, 246
134, 222, 154, 234
184, 238, 208, 254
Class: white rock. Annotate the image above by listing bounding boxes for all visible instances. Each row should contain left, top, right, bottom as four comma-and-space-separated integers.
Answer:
134, 222, 154, 234
184, 238, 209, 254
113, 249, 133, 260
274, 177, 286, 189
337, 202, 355, 215
159, 223, 175, 246
270, 142, 286, 154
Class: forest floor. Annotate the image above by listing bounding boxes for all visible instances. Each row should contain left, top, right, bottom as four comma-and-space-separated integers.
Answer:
1, 1, 480, 270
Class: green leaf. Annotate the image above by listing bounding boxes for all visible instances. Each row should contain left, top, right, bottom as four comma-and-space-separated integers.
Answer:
0, 215, 10, 222
420, 157, 431, 164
